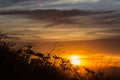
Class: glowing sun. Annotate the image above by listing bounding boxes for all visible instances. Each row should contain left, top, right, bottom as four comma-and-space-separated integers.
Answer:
70, 56, 81, 66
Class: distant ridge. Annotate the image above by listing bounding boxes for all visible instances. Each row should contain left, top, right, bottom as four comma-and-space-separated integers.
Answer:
0, 9, 115, 15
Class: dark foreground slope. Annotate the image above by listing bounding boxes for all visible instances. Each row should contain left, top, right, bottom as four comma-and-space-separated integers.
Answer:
0, 42, 32, 80
0, 41, 67, 80
0, 41, 120, 80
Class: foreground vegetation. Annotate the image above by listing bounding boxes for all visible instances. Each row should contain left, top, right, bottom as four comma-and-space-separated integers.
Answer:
0, 40, 112, 80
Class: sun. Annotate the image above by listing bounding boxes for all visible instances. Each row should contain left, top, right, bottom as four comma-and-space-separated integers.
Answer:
70, 56, 81, 66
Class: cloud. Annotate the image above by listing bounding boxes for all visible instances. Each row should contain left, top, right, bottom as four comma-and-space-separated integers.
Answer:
0, 31, 21, 40
0, 6, 120, 56
0, 32, 8, 39
58, 0, 99, 4
0, 10, 120, 42
0, 0, 120, 10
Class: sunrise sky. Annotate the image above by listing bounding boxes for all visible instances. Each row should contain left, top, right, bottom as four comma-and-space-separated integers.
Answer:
0, 0, 120, 63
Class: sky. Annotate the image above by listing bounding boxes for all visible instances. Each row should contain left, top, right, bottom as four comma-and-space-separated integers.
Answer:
0, 10, 120, 56
0, 0, 120, 58
0, 0, 120, 10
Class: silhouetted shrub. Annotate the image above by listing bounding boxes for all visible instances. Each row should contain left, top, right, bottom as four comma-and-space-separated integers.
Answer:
0, 40, 110, 80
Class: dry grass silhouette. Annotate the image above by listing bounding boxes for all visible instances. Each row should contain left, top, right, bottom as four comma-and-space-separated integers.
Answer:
0, 40, 116, 80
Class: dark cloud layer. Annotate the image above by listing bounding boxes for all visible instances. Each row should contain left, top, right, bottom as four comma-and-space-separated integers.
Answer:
0, 9, 118, 27
0, 31, 20, 40
0, 0, 120, 10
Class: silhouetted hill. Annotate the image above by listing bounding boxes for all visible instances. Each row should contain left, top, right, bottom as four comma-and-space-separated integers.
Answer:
0, 41, 120, 80
0, 42, 33, 80
0, 41, 67, 80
